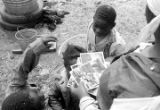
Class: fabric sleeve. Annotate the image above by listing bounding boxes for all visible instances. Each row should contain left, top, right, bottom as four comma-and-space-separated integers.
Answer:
97, 82, 113, 110
97, 67, 117, 110
6, 41, 46, 96
97, 82, 112, 110
80, 96, 100, 110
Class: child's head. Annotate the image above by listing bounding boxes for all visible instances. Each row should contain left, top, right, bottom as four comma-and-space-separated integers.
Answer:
93, 5, 116, 37
62, 44, 87, 78
2, 91, 45, 110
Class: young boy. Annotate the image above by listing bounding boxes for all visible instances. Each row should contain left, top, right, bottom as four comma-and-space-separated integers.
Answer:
2, 36, 57, 110
87, 5, 126, 59
2, 41, 86, 110
48, 44, 87, 110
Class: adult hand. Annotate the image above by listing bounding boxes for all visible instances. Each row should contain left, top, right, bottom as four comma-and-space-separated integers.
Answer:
70, 82, 89, 100
29, 35, 57, 54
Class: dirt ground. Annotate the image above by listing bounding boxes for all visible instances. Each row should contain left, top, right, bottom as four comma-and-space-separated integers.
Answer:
0, 0, 147, 108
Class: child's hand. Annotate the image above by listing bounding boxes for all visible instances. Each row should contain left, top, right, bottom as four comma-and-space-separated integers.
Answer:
41, 35, 57, 51
70, 82, 89, 99
29, 35, 57, 54
41, 35, 57, 46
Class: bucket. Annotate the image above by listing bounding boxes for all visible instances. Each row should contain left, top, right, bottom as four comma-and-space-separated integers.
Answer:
15, 28, 37, 50
2, 0, 39, 15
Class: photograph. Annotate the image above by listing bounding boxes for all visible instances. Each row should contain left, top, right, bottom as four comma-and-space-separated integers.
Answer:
80, 52, 105, 64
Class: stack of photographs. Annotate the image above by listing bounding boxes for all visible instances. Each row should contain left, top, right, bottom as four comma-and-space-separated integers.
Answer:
68, 52, 108, 95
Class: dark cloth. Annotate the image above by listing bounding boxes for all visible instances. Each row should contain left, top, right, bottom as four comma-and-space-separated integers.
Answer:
35, 9, 69, 31
97, 52, 160, 110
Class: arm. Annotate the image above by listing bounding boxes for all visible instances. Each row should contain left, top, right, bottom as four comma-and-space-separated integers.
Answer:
6, 43, 42, 96
97, 68, 119, 110
97, 82, 112, 110
6, 36, 57, 97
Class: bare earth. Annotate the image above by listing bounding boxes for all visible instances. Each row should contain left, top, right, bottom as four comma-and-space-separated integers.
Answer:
0, 0, 147, 107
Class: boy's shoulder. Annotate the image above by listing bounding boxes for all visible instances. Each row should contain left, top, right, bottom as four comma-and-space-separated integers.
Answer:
112, 29, 126, 45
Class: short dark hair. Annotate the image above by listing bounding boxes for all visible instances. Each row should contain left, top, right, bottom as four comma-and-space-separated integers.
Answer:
94, 5, 116, 26
62, 44, 87, 77
2, 91, 43, 110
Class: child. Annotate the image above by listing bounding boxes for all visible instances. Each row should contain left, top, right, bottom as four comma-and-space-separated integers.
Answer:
48, 44, 87, 110
62, 44, 87, 78
87, 5, 126, 60
2, 36, 57, 110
